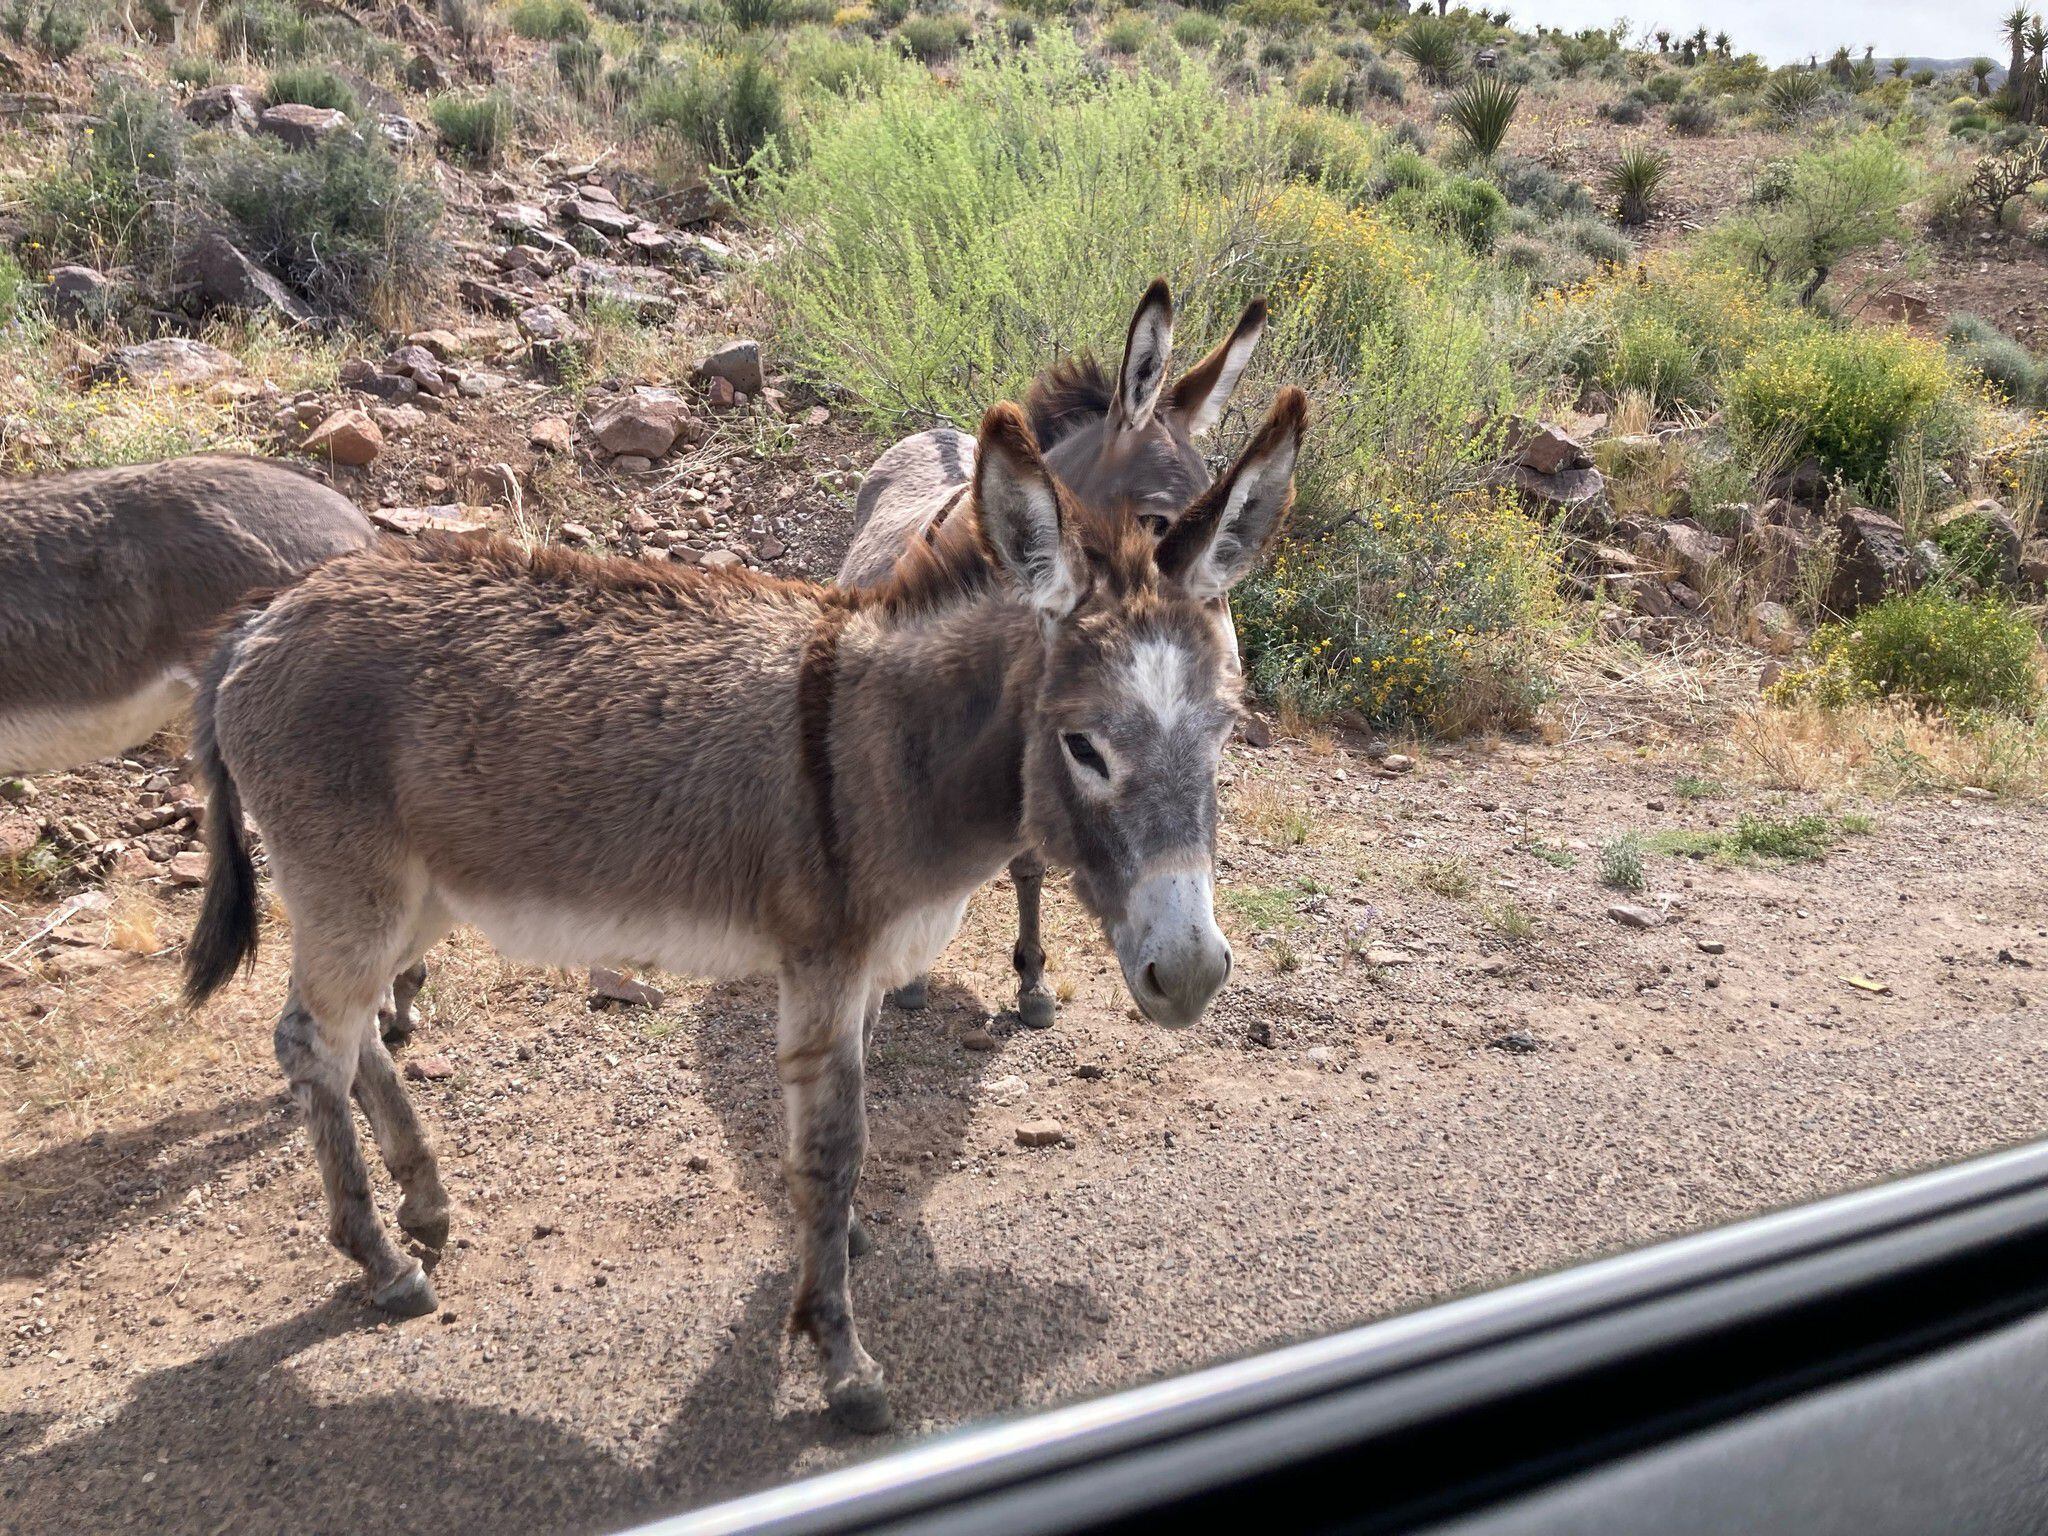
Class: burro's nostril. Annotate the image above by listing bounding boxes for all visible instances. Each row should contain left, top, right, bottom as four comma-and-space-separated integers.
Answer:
1144, 961, 1164, 997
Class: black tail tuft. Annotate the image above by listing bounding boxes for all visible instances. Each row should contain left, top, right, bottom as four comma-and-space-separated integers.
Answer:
181, 668, 259, 1008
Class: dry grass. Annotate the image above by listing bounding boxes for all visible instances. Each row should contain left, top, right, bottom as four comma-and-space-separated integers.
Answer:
1234, 781, 1314, 847
1732, 699, 2048, 800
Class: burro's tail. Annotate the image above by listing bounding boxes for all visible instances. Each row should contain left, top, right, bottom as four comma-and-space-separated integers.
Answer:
181, 647, 259, 1007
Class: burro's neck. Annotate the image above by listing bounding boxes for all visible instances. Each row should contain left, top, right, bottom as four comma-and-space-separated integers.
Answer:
827, 592, 1047, 899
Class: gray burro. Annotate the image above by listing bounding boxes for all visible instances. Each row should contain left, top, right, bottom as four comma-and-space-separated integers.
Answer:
0, 455, 372, 776
180, 389, 1307, 1432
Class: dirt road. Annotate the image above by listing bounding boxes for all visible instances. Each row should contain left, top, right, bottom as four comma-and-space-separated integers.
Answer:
8, 703, 2048, 1534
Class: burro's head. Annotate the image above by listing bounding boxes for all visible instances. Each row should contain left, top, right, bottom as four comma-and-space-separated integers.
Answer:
969, 386, 1306, 1027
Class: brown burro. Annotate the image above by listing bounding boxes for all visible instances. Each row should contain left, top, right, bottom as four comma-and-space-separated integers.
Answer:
180, 389, 1304, 1432
0, 455, 373, 775
840, 278, 1268, 1029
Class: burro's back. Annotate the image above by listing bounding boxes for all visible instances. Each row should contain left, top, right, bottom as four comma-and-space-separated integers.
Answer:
0, 454, 373, 773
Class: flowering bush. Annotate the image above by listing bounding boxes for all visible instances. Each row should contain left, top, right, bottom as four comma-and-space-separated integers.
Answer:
1727, 325, 1970, 493
1770, 591, 2040, 716
1234, 488, 1558, 732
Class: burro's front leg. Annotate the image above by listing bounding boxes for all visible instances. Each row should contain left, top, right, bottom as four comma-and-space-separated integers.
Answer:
777, 964, 891, 1433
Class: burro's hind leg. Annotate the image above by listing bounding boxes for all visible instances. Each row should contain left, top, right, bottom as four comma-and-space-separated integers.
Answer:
275, 990, 436, 1317
778, 963, 890, 1433
378, 961, 430, 1045
1010, 850, 1056, 1029
353, 1029, 453, 1256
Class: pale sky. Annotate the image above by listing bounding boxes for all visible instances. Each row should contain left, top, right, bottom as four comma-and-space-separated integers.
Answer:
1503, 0, 2021, 66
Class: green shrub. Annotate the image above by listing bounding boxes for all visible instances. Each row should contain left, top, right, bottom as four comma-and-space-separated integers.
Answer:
1643, 70, 1684, 103
9, 0, 90, 59
169, 54, 221, 86
1710, 132, 1912, 306
1596, 92, 1647, 124
1293, 55, 1356, 109
1372, 144, 1438, 196
1603, 145, 1669, 225
1667, 97, 1717, 135
430, 90, 516, 163
785, 28, 909, 96
897, 11, 968, 59
1235, 487, 1556, 733
23, 82, 185, 270
1782, 591, 2040, 715
214, 0, 319, 58
1728, 325, 1965, 493
758, 38, 1537, 731
1597, 833, 1646, 890
199, 132, 444, 323
266, 64, 360, 116
1388, 175, 1505, 252
1275, 106, 1377, 200
1228, 0, 1319, 35
1559, 212, 1629, 264
1763, 67, 1829, 120
1946, 312, 2045, 405
727, 0, 785, 25
506, 0, 591, 39
1362, 57, 1404, 102
1101, 10, 1150, 54
1445, 75, 1519, 159
1171, 10, 1221, 48
1394, 14, 1462, 84
637, 48, 785, 169
554, 36, 607, 100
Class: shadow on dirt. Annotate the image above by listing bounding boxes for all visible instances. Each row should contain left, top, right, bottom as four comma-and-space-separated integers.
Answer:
0, 1093, 290, 1281
0, 978, 1108, 1534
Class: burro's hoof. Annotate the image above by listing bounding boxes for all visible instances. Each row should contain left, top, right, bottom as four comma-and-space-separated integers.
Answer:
371, 1262, 439, 1318
378, 1007, 415, 1046
1018, 988, 1057, 1030
848, 1213, 876, 1259
887, 978, 930, 1012
827, 1375, 895, 1435
399, 1206, 450, 1256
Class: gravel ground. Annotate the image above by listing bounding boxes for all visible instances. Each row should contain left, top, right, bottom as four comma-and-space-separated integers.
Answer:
7, 720, 2048, 1535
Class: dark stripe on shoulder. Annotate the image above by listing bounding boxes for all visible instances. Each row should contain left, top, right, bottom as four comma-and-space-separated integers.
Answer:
797, 606, 855, 900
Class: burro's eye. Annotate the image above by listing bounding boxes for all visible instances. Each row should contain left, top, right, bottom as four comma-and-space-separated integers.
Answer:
1062, 732, 1110, 779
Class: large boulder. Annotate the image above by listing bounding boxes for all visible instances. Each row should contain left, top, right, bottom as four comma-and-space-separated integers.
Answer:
178, 231, 314, 325
1827, 507, 1917, 615
1737, 522, 1817, 602
186, 83, 260, 132
43, 265, 117, 323
1633, 520, 1727, 591
1511, 419, 1592, 475
94, 338, 238, 388
587, 388, 700, 458
694, 337, 764, 396
1511, 463, 1608, 525
258, 103, 352, 149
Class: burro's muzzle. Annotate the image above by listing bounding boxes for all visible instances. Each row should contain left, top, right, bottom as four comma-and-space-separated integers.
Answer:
1112, 856, 1233, 1028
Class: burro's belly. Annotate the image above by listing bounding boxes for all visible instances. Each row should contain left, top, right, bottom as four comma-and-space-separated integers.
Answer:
0, 672, 192, 774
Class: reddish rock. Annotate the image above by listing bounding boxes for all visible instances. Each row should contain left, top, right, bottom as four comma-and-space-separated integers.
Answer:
529, 416, 574, 455
300, 409, 383, 467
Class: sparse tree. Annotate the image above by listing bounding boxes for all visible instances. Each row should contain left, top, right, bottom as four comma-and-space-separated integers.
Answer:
1971, 56, 1997, 95
2005, 6, 2032, 98
1654, 27, 1670, 51
2024, 19, 2047, 122
1891, 56, 1908, 77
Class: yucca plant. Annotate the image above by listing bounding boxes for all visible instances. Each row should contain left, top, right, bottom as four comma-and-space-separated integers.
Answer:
1395, 15, 1464, 85
1446, 74, 1520, 158
1763, 68, 1828, 119
1604, 145, 1669, 225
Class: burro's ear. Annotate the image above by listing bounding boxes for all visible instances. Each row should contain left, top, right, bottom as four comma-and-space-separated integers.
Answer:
973, 402, 1083, 619
1155, 388, 1305, 600
1110, 278, 1175, 434
1169, 297, 1268, 438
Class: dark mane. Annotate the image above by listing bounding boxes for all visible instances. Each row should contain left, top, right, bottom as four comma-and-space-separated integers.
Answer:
1025, 354, 1114, 448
